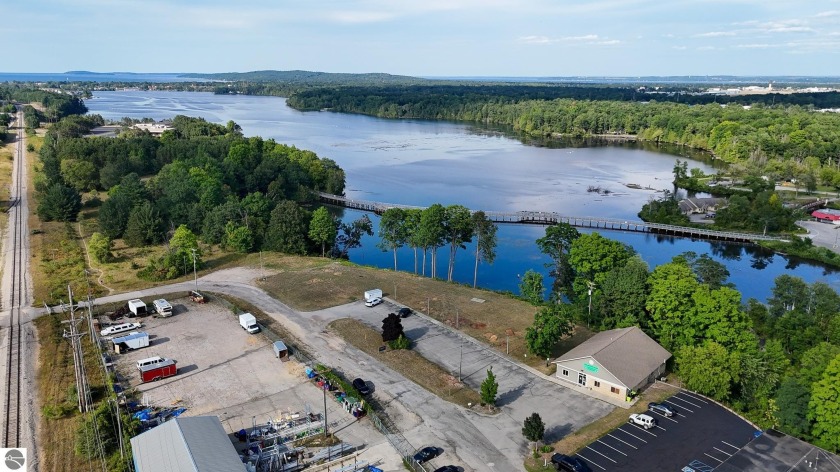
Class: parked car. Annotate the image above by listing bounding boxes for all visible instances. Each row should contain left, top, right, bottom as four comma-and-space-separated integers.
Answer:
398, 307, 412, 318
413, 447, 439, 463
628, 413, 656, 429
352, 378, 371, 395
433, 466, 458, 472
648, 402, 676, 417
365, 297, 382, 307
100, 322, 142, 337
550, 453, 589, 472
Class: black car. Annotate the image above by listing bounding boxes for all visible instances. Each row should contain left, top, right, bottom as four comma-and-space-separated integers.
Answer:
551, 453, 589, 472
352, 378, 371, 395
433, 467, 458, 472
648, 401, 676, 417
398, 307, 412, 318
413, 446, 439, 463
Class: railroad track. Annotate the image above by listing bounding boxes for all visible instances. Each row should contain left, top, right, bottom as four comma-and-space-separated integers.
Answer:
3, 109, 27, 448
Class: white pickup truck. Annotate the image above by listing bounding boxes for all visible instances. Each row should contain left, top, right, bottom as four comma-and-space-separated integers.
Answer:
628, 413, 656, 429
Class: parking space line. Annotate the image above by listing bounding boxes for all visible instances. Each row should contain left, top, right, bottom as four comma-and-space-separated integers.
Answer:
704, 452, 724, 463
721, 441, 739, 450
628, 424, 658, 437
607, 433, 638, 449
576, 453, 607, 471
597, 439, 628, 456
713, 446, 732, 456
680, 391, 710, 403
649, 411, 679, 423
675, 412, 689, 418
615, 427, 648, 443
654, 424, 667, 431
672, 395, 703, 408
585, 445, 618, 463
665, 398, 695, 412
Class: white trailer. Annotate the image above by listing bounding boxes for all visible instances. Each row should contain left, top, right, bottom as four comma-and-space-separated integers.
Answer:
239, 313, 260, 334
112, 332, 149, 353
128, 299, 147, 317
364, 289, 382, 302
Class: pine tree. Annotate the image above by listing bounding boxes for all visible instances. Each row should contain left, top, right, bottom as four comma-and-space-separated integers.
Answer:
522, 413, 545, 451
480, 367, 499, 406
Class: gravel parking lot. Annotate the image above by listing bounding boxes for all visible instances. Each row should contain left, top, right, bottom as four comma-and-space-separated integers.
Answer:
573, 391, 758, 472
106, 298, 401, 469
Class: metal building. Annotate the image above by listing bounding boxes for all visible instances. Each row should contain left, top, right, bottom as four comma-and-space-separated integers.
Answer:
131, 416, 244, 472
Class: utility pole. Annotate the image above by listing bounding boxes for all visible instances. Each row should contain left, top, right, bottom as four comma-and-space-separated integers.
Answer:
260, 251, 265, 281
506, 335, 510, 355
322, 387, 328, 440
586, 280, 596, 328
191, 248, 198, 289
63, 286, 89, 412
459, 342, 463, 382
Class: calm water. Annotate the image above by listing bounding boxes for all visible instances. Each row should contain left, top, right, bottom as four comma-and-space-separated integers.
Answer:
0, 72, 202, 83
85, 91, 840, 301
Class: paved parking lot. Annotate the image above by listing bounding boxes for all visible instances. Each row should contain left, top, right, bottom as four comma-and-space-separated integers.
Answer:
572, 391, 759, 472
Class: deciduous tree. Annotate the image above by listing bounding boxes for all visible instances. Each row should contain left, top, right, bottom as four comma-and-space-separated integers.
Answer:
522, 413, 545, 450
519, 270, 545, 306
676, 341, 739, 401
525, 304, 574, 359
536, 223, 580, 299
809, 354, 840, 452
471, 211, 497, 288
309, 207, 337, 257
377, 208, 407, 269
264, 200, 310, 254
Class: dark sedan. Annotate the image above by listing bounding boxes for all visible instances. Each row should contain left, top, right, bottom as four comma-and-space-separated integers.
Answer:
551, 453, 589, 472
413, 446, 440, 463
648, 401, 676, 417
398, 307, 412, 318
352, 378, 371, 395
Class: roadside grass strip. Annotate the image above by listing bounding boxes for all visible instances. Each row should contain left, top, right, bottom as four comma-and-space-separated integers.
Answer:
615, 427, 648, 443
576, 453, 606, 471
584, 445, 618, 463
606, 433, 638, 449
596, 439, 628, 456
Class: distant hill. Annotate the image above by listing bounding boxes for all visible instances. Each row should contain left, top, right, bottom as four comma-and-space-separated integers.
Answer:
179, 70, 433, 85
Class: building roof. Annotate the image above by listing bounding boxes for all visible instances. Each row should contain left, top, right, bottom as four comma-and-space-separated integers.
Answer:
273, 341, 288, 352
112, 331, 148, 343
554, 326, 671, 388
131, 416, 243, 472
812, 209, 840, 220
715, 429, 840, 472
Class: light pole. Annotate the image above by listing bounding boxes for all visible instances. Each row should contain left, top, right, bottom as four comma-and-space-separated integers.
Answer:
191, 248, 198, 289
586, 280, 596, 328
458, 342, 463, 382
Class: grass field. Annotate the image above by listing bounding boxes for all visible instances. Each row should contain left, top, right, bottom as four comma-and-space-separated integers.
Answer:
257, 259, 594, 373
328, 318, 483, 408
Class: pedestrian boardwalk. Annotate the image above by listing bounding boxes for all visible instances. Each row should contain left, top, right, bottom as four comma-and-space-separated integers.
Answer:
316, 192, 787, 243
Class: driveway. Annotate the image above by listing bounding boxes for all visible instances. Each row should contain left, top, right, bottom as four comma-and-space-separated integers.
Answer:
796, 219, 840, 252
311, 298, 614, 468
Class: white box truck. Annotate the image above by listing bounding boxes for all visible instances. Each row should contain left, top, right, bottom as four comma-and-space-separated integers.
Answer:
364, 289, 383, 302
128, 299, 147, 317
239, 313, 260, 334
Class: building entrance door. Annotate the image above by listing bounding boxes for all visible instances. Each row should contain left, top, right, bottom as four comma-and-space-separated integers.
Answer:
578, 372, 586, 386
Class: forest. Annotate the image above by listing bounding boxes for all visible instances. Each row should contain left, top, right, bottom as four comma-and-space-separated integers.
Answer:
36, 114, 346, 280
524, 224, 840, 453
286, 86, 840, 166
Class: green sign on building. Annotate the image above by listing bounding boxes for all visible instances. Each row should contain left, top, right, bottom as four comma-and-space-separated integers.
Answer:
583, 363, 599, 373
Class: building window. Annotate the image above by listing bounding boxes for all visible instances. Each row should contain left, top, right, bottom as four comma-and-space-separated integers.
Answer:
594, 381, 601, 387
611, 387, 620, 394
562, 369, 569, 376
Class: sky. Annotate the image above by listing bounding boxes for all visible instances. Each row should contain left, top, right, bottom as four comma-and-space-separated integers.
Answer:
5, 0, 840, 76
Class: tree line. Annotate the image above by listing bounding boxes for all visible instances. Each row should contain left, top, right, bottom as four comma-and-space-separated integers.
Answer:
520, 223, 840, 452
286, 86, 840, 167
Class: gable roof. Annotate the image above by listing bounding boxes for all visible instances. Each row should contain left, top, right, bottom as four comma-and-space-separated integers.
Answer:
555, 326, 671, 388
131, 416, 243, 472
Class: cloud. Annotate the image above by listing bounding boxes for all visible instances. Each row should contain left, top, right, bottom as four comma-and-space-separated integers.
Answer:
695, 31, 736, 37
672, 46, 688, 50
816, 11, 840, 18
326, 11, 397, 23
735, 43, 774, 48
518, 34, 620, 46
736, 19, 815, 34
697, 46, 717, 50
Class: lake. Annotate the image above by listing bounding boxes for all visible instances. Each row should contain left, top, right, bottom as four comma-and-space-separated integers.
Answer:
85, 91, 840, 301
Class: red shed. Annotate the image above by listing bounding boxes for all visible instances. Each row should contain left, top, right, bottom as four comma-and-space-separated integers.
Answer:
812, 209, 840, 223
139, 359, 177, 383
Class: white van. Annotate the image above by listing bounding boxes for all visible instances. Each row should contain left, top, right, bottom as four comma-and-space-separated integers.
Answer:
153, 299, 173, 317
100, 322, 142, 337
136, 356, 167, 370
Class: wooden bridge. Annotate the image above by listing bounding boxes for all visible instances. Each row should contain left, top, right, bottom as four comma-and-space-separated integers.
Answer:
316, 192, 787, 243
